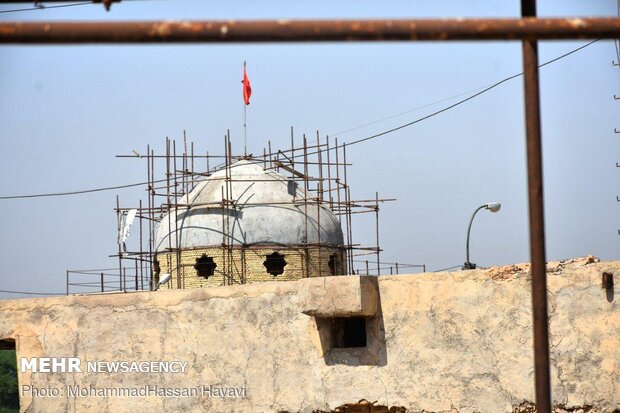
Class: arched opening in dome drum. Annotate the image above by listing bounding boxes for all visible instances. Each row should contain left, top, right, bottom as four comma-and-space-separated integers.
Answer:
328, 254, 338, 276
194, 254, 217, 279
263, 252, 287, 276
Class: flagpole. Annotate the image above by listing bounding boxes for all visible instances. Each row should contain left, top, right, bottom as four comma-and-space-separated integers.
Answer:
243, 60, 247, 156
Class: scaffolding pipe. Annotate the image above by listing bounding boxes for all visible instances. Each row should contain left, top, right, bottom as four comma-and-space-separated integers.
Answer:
521, 1, 551, 412
0, 18, 619, 44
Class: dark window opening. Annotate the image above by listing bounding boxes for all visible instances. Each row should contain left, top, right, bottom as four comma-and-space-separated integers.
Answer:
194, 254, 217, 279
328, 254, 338, 275
0, 339, 19, 411
264, 252, 287, 276
331, 317, 367, 348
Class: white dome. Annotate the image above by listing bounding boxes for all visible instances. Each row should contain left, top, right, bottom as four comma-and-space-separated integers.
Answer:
154, 160, 344, 252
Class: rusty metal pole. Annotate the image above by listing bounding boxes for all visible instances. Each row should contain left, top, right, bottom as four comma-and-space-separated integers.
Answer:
521, 1, 551, 412
1, 18, 620, 44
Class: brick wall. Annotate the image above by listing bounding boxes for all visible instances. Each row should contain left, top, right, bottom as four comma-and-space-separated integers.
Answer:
156, 246, 346, 290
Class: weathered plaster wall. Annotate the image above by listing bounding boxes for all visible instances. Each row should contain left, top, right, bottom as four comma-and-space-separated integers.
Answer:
0, 259, 618, 413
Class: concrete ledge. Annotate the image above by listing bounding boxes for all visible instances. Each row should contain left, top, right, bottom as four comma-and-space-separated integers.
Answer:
298, 275, 379, 317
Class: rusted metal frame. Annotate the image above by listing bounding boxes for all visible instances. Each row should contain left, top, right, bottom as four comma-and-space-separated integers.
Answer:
343, 143, 354, 275
227, 132, 235, 285
290, 127, 295, 176
115, 194, 124, 292
333, 210, 375, 216
117, 154, 226, 159
173, 139, 182, 289
333, 138, 344, 273
150, 147, 156, 288
266, 160, 349, 167
165, 138, 174, 289
139, 198, 143, 290
183, 131, 189, 197
143, 198, 368, 209
326, 136, 334, 210
274, 161, 307, 179
1, 18, 619, 44
303, 134, 310, 279
222, 133, 230, 285
134, 259, 138, 290
147, 146, 154, 290
264, 141, 327, 157
316, 132, 323, 277
317, 132, 325, 203
522, 2, 551, 413
191, 142, 195, 190
146, 144, 152, 290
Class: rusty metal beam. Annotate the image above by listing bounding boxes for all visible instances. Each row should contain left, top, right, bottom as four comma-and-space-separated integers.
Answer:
0, 18, 619, 44
521, 1, 551, 413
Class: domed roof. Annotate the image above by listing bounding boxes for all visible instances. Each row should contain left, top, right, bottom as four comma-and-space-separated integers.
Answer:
154, 159, 344, 252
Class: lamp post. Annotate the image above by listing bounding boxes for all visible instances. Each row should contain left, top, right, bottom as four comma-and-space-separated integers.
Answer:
463, 202, 501, 270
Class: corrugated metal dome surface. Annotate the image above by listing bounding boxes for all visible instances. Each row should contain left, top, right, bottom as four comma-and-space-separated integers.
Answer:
154, 160, 344, 252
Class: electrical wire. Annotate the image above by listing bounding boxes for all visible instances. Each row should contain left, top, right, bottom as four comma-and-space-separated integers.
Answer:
0, 178, 165, 200
0, 2, 93, 14
0, 39, 599, 200
432, 265, 462, 273
0, 0, 151, 14
329, 85, 491, 137
343, 39, 600, 147
0, 289, 65, 296
176, 39, 602, 173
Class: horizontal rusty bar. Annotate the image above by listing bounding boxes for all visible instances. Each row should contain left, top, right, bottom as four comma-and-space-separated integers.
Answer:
0, 18, 619, 44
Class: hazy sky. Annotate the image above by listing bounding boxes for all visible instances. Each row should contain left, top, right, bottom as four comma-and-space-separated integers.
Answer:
1, 1, 618, 298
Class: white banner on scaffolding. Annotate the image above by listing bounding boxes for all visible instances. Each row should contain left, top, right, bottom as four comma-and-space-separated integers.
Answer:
118, 209, 138, 247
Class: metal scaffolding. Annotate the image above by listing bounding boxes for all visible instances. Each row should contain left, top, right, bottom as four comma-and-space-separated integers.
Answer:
66, 130, 413, 295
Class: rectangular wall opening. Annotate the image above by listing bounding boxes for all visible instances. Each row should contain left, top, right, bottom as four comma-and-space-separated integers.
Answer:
330, 317, 367, 349
0, 339, 19, 413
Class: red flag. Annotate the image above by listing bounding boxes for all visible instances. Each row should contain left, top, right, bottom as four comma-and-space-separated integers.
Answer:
242, 66, 252, 105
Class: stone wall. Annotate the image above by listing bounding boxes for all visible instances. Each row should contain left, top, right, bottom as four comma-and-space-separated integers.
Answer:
156, 246, 346, 289
0, 258, 617, 412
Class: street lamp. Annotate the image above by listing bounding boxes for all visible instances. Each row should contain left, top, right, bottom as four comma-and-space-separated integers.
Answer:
463, 202, 501, 270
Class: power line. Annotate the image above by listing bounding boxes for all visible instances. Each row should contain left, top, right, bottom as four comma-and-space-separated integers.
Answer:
0, 0, 150, 14
0, 179, 161, 199
0, 2, 93, 14
328, 85, 491, 137
0, 289, 65, 296
343, 39, 599, 147
0, 40, 599, 200
433, 265, 462, 273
